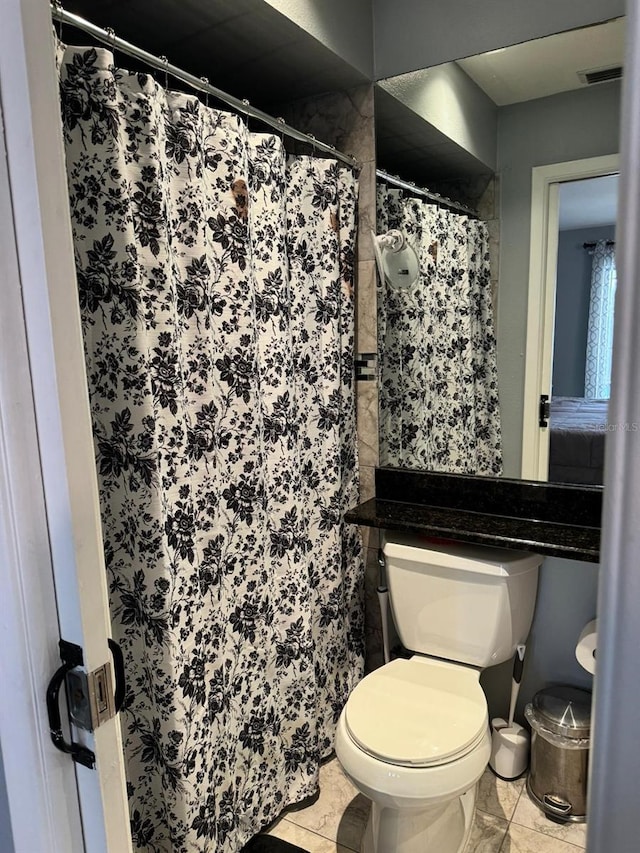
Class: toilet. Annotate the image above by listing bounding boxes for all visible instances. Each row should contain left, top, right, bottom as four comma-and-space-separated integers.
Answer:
335, 532, 542, 853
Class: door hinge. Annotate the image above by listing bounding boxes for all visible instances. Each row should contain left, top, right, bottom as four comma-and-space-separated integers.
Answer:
539, 394, 550, 427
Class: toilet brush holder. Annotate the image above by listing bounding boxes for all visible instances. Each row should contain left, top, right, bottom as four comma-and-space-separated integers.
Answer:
489, 718, 530, 780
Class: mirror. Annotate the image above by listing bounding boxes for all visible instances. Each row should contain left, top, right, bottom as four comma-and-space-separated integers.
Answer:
374, 17, 624, 482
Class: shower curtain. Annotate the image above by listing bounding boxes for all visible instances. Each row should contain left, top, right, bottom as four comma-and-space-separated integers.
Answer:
377, 186, 502, 475
57, 42, 364, 852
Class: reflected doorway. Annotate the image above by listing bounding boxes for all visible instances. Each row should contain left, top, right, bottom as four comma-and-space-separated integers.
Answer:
521, 154, 619, 483
548, 174, 618, 485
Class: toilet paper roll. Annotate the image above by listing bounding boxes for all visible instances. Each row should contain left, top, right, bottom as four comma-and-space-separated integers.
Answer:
575, 619, 597, 675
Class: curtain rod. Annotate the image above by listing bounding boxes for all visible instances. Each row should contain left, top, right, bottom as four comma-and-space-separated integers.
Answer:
584, 240, 616, 248
51, 3, 360, 171
376, 169, 478, 218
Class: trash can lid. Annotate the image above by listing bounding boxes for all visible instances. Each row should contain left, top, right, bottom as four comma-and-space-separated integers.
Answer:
532, 686, 592, 738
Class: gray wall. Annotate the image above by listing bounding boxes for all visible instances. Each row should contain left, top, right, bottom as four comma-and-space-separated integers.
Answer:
480, 556, 599, 723
553, 224, 616, 397
378, 63, 497, 170
263, 0, 374, 77
373, 0, 626, 80
498, 81, 621, 477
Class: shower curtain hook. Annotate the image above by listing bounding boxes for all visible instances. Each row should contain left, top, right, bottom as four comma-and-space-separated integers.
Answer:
308, 133, 318, 157
275, 116, 286, 147
241, 99, 251, 130
53, 0, 65, 41
200, 77, 210, 108
159, 55, 169, 89
105, 26, 116, 62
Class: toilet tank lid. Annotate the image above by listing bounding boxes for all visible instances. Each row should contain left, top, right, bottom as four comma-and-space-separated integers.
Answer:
382, 533, 543, 577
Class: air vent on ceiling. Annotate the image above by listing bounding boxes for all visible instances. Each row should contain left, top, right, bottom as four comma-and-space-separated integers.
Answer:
577, 66, 623, 86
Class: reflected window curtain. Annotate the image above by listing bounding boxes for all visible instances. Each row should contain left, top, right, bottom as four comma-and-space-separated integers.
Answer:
57, 42, 363, 852
376, 186, 502, 475
585, 240, 617, 399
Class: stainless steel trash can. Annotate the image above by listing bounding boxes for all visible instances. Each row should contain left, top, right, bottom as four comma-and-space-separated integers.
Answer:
525, 686, 592, 823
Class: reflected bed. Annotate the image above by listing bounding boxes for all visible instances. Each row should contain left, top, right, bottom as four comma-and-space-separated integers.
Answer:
549, 396, 608, 485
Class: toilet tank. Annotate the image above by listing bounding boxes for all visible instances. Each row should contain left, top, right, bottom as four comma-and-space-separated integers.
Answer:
383, 533, 542, 668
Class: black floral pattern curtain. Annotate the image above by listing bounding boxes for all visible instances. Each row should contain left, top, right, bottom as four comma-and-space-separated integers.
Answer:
377, 186, 502, 475
57, 42, 364, 852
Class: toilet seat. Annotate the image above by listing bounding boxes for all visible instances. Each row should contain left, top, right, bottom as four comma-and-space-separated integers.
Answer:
344, 657, 487, 768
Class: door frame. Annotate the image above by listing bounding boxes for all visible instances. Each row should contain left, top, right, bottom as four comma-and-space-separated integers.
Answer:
521, 152, 620, 480
0, 1, 131, 850
0, 97, 85, 853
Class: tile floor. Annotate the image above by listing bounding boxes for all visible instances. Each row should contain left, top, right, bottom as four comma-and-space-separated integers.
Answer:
265, 757, 587, 853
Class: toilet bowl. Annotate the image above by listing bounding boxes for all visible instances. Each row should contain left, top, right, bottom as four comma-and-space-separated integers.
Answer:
335, 656, 491, 853
335, 534, 542, 853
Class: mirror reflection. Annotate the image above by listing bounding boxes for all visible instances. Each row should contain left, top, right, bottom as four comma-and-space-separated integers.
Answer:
547, 176, 618, 485
374, 17, 624, 484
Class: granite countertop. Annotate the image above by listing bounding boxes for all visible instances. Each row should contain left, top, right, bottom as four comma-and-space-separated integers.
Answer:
346, 498, 600, 562
345, 469, 602, 563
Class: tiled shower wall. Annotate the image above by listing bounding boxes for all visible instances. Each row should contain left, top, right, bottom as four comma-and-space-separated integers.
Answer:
276, 85, 384, 671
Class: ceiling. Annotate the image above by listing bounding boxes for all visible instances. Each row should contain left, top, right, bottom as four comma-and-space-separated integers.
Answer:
457, 16, 625, 106
559, 174, 618, 231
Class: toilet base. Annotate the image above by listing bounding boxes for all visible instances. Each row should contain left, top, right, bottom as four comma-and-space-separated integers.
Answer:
361, 784, 477, 853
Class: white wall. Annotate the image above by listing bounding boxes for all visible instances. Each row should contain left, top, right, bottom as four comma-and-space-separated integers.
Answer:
373, 0, 626, 80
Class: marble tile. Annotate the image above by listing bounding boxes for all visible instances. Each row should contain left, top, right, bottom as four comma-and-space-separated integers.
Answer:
278, 85, 374, 167
511, 789, 587, 848
266, 817, 354, 852
477, 175, 499, 221
284, 758, 370, 851
340, 86, 375, 161
356, 160, 377, 262
476, 768, 525, 821
503, 822, 585, 852
359, 525, 377, 554
358, 461, 377, 552
363, 526, 379, 549
358, 464, 375, 504
466, 810, 509, 852
356, 259, 377, 351
356, 382, 378, 468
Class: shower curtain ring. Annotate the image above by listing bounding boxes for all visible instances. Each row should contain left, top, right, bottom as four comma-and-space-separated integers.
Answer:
200, 77, 209, 107
308, 133, 318, 156
159, 55, 169, 88
241, 99, 251, 129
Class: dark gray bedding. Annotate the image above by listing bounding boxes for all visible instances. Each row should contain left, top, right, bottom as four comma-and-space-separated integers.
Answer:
548, 396, 608, 485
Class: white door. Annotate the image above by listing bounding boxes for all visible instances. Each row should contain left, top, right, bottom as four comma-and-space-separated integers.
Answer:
521, 154, 620, 480
0, 1, 132, 850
